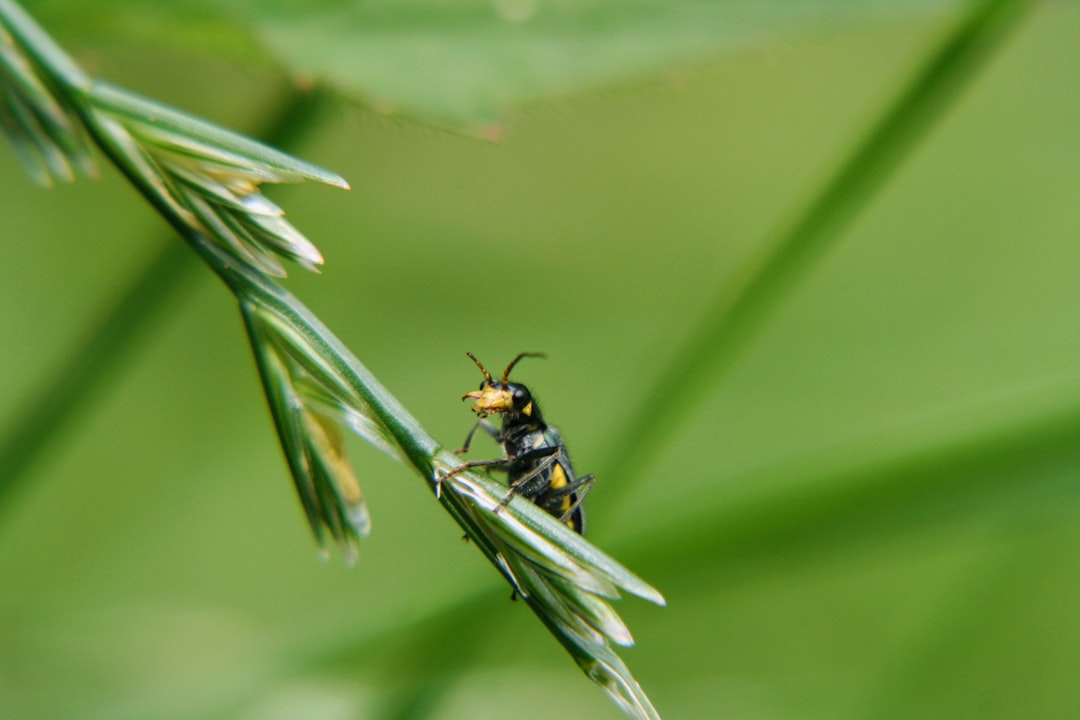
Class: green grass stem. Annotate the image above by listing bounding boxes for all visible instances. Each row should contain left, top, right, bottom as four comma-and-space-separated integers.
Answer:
597, 0, 1033, 516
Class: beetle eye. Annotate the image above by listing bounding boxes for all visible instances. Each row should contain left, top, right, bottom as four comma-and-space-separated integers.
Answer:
513, 387, 529, 403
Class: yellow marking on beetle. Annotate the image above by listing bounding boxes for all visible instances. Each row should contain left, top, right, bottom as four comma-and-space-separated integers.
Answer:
550, 464, 574, 520
522, 401, 533, 416
550, 463, 568, 490
552, 463, 573, 517
531, 450, 572, 510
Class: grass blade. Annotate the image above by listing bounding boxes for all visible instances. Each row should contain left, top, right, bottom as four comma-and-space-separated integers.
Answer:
598, 0, 1033, 509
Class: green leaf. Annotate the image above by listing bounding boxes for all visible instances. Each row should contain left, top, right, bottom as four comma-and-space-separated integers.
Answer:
258, 0, 965, 127
30, 0, 968, 129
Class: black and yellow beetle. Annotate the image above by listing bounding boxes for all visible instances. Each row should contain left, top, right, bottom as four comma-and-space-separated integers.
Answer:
452, 352, 594, 534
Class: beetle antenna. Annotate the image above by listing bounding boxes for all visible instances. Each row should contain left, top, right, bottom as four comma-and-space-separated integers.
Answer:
466, 352, 493, 383
503, 352, 546, 383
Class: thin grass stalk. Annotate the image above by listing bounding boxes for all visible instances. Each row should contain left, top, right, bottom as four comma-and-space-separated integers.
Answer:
598, 0, 1033, 512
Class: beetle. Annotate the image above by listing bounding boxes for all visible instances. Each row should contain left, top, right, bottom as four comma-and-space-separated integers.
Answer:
450, 352, 594, 534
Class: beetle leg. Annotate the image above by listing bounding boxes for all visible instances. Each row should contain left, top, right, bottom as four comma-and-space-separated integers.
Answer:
554, 473, 594, 524
496, 447, 562, 512
455, 418, 500, 454
435, 457, 509, 498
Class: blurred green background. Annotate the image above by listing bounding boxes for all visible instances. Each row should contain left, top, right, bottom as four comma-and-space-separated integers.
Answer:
2, 1, 1079, 718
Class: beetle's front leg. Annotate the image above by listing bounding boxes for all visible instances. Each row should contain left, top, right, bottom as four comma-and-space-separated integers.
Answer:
455, 418, 501, 455
434, 457, 508, 499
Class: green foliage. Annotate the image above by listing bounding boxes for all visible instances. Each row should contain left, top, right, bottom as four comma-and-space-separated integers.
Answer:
25, 0, 968, 130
